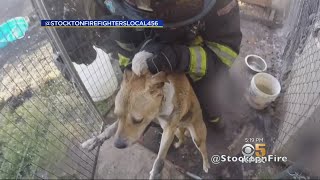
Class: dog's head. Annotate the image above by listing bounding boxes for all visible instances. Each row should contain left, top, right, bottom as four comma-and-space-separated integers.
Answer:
113, 69, 167, 149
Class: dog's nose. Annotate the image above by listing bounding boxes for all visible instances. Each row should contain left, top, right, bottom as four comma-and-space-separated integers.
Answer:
114, 138, 128, 149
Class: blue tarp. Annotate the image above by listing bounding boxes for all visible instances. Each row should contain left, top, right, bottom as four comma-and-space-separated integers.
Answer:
0, 17, 29, 48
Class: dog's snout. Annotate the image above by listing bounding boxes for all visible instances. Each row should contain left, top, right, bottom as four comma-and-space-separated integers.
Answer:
114, 137, 128, 149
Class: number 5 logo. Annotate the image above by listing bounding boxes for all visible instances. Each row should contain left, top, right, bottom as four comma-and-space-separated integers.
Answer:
255, 144, 266, 157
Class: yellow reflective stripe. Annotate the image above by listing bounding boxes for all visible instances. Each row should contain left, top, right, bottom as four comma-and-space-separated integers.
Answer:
216, 53, 233, 67
205, 41, 237, 67
189, 74, 201, 81
189, 47, 197, 76
191, 36, 204, 46
207, 41, 237, 58
118, 53, 130, 67
200, 47, 207, 76
188, 46, 207, 81
209, 117, 220, 123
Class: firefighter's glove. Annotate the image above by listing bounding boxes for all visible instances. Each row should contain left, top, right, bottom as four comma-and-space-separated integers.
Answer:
132, 41, 180, 76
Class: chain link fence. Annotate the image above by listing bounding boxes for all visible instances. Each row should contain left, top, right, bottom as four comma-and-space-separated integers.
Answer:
1, 0, 320, 179
273, 0, 320, 177
0, 0, 120, 179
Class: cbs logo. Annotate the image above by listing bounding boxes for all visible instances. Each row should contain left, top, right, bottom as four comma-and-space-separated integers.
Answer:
242, 144, 266, 157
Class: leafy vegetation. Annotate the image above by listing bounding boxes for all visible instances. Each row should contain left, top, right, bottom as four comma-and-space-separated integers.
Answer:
0, 76, 100, 179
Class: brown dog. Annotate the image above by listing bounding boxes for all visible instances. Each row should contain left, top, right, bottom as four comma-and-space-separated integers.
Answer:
82, 69, 210, 179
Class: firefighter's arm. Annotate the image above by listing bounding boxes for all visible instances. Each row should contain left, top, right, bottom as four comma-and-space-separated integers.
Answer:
179, 0, 242, 80
132, 1, 241, 81
131, 34, 240, 81
200, 0, 242, 67
131, 41, 206, 81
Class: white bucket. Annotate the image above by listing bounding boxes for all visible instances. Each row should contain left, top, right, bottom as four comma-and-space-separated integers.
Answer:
73, 46, 118, 102
246, 73, 281, 110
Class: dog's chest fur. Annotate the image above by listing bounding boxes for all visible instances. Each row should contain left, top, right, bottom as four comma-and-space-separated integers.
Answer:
157, 82, 175, 126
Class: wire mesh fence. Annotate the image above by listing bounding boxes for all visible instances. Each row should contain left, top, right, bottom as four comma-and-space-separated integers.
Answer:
1, 0, 320, 179
272, 0, 320, 177
0, 0, 120, 179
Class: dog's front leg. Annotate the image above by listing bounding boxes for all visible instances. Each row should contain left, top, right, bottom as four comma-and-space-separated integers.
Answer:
149, 127, 175, 179
81, 121, 118, 151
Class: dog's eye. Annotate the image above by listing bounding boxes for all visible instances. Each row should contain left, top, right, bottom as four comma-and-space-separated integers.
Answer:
132, 116, 143, 124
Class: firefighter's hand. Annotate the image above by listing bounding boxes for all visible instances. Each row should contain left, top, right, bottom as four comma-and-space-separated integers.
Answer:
132, 41, 177, 76
132, 50, 154, 76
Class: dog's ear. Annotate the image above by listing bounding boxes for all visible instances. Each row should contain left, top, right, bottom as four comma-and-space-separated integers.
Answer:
123, 69, 133, 82
149, 71, 168, 91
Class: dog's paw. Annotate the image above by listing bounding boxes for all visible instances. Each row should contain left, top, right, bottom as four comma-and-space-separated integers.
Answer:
132, 50, 153, 76
149, 170, 161, 180
203, 161, 210, 173
81, 136, 100, 151
150, 159, 164, 179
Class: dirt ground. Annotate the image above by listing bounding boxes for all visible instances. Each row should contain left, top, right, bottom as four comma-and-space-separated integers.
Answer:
139, 15, 286, 180
0, 0, 48, 69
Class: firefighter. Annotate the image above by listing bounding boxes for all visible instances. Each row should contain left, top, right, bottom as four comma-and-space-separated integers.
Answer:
44, 0, 242, 128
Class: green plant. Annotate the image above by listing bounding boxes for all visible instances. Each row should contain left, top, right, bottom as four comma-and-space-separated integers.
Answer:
0, 77, 99, 179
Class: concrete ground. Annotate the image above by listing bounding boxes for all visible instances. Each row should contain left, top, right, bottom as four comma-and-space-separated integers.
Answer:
94, 137, 185, 179
94, 4, 286, 180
